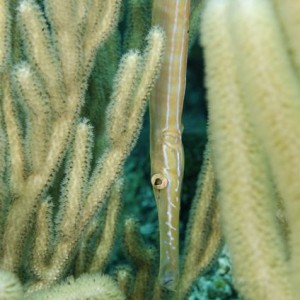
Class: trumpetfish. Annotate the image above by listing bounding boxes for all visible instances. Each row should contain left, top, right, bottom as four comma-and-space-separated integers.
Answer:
150, 0, 190, 291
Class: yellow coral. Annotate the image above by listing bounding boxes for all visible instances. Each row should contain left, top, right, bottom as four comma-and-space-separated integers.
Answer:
201, 0, 299, 299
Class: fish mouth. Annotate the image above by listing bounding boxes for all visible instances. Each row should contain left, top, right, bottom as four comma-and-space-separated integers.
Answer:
159, 270, 179, 291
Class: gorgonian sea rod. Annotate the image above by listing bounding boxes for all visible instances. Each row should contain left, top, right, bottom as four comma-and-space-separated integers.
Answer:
150, 0, 190, 291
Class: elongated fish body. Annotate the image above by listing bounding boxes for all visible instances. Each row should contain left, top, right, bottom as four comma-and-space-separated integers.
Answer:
150, 0, 190, 291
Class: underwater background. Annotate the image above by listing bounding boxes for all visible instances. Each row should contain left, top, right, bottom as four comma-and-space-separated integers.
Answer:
5, 0, 297, 299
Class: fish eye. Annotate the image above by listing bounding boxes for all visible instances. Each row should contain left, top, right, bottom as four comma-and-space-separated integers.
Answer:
151, 173, 168, 190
